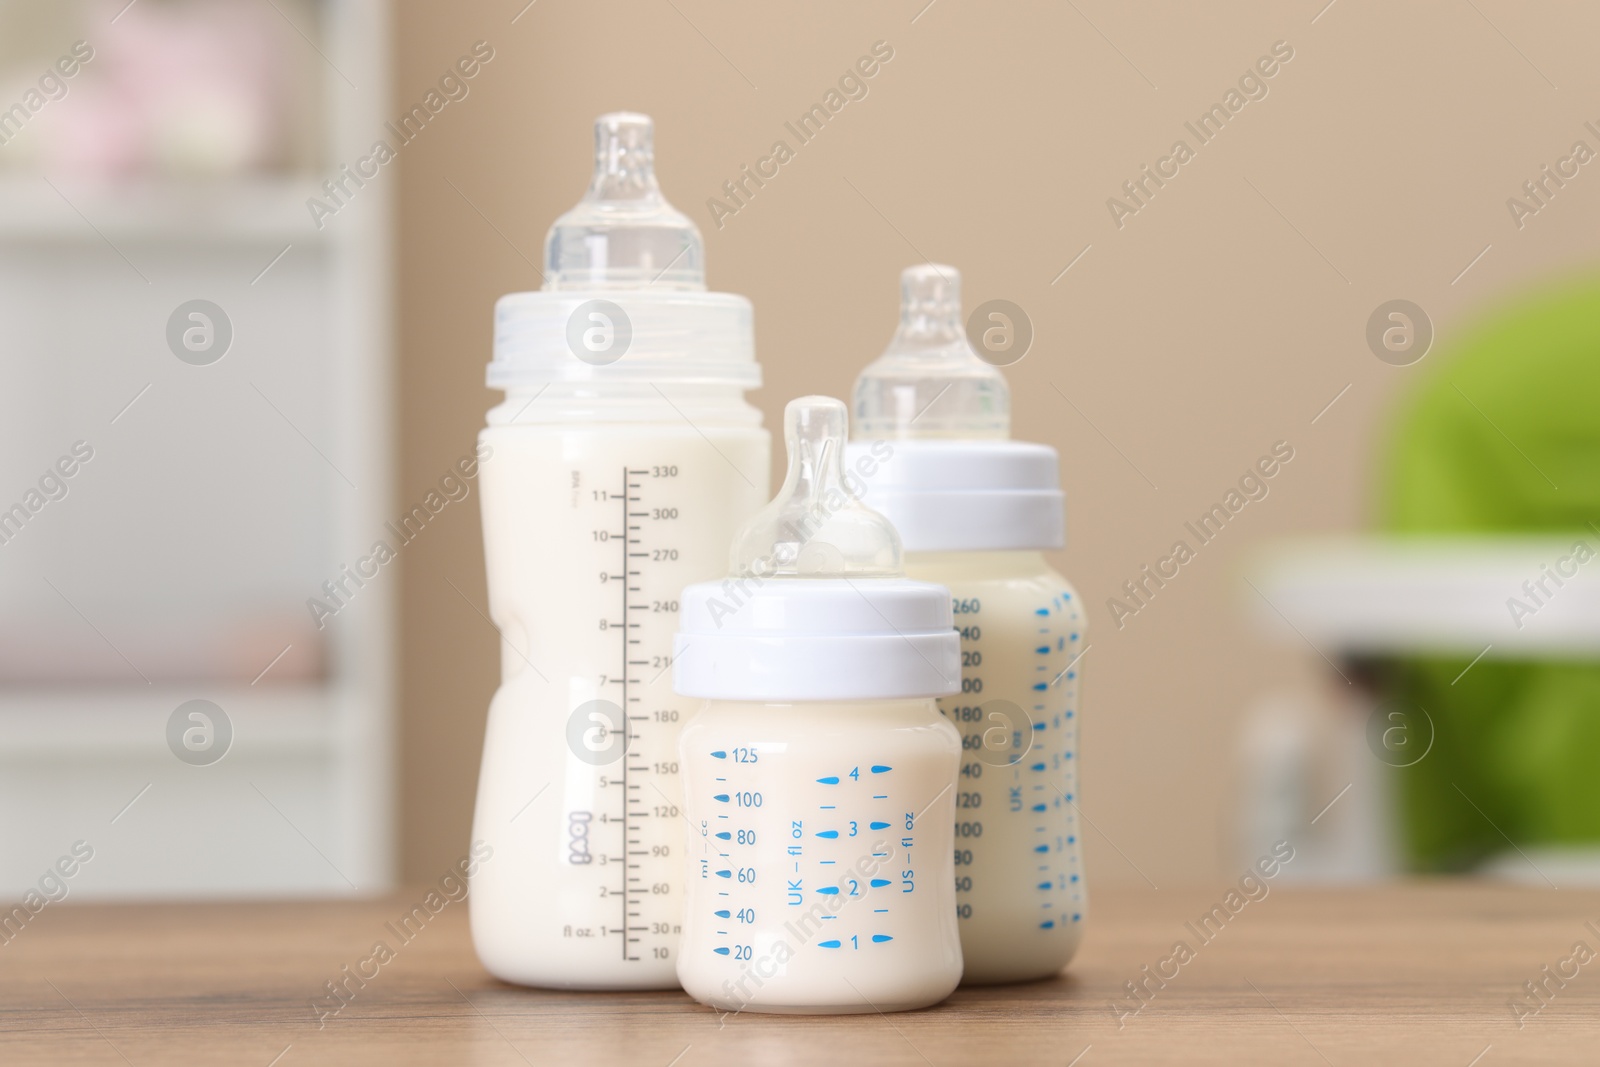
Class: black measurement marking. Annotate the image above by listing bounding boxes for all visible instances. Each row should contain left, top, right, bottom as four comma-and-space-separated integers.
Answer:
609, 465, 686, 965
618, 467, 631, 960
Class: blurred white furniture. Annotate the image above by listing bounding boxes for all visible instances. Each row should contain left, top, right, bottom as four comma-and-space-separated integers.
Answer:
1241, 537, 1600, 884
0, 1, 393, 897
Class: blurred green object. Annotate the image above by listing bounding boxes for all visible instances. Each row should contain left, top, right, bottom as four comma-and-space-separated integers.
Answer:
1381, 275, 1600, 871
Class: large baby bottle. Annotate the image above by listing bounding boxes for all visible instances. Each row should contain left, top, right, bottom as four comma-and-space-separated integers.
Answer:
674, 396, 963, 1014
847, 265, 1086, 985
469, 114, 770, 990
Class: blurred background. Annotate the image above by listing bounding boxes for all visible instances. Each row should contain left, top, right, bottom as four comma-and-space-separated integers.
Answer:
3, 0, 1598, 897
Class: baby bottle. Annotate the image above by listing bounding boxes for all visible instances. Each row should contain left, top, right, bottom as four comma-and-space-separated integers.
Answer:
847, 265, 1086, 985
469, 113, 770, 989
673, 396, 964, 1014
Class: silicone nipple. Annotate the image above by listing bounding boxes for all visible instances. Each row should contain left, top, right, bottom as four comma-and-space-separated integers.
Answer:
731, 396, 902, 579
543, 113, 704, 291
852, 264, 1010, 439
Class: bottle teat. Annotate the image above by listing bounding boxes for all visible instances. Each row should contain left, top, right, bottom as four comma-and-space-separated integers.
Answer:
543, 113, 704, 291
731, 396, 901, 578
852, 264, 1010, 439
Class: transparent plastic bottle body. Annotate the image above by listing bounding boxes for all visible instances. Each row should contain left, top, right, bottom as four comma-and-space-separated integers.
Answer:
903, 550, 1087, 985
470, 387, 768, 989
677, 698, 963, 1013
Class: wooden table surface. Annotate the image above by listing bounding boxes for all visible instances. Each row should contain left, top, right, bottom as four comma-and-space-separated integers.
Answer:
3, 883, 1598, 1066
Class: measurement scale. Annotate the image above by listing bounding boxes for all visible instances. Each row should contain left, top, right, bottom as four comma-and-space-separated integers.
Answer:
944, 587, 1085, 936
574, 461, 698, 966
697, 748, 917, 964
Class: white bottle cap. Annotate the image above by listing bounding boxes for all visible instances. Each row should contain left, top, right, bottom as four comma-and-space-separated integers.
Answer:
843, 439, 1065, 552
488, 113, 759, 389
675, 397, 959, 702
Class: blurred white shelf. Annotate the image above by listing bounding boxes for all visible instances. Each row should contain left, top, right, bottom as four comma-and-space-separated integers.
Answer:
0, 174, 329, 244
0, 0, 395, 899
1250, 536, 1600, 657
0, 682, 381, 899
0, 684, 336, 758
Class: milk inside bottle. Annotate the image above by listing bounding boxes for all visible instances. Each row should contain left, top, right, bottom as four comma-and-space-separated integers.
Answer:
469, 113, 770, 990
674, 396, 963, 1014
847, 265, 1086, 985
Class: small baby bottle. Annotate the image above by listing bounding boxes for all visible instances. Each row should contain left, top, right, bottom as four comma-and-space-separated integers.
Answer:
469, 114, 769, 990
674, 396, 963, 1014
847, 265, 1087, 985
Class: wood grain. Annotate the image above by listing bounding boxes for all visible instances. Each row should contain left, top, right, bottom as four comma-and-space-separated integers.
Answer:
3, 884, 1598, 1065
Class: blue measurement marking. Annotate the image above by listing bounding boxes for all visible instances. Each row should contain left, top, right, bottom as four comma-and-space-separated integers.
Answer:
1036, 646, 1050, 654
1031, 762, 1046, 771
1032, 682, 1048, 691
820, 860, 835, 865
816, 830, 839, 839
715, 910, 730, 918
872, 795, 887, 800
870, 878, 891, 887
715, 777, 726, 782
871, 934, 893, 943
820, 805, 836, 810
715, 831, 731, 840
1041, 921, 1055, 929
816, 886, 840, 895
711, 751, 726, 759
715, 870, 732, 879
869, 820, 891, 830
1036, 608, 1049, 616
713, 794, 729, 803
1032, 803, 1047, 812
874, 908, 888, 913
819, 940, 842, 949
1035, 844, 1049, 853
1038, 881, 1053, 890
817, 776, 839, 785
871, 765, 891, 774
714, 947, 730, 955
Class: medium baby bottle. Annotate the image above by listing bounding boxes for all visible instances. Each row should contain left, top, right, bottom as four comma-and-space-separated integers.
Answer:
469, 113, 770, 989
674, 396, 963, 1014
847, 265, 1086, 985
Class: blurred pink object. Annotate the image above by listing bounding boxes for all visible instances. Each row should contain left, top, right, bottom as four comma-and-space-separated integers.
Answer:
44, 0, 297, 178
0, 607, 326, 685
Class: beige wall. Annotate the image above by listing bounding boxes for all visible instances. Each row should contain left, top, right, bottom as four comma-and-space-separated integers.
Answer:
396, 0, 1600, 884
